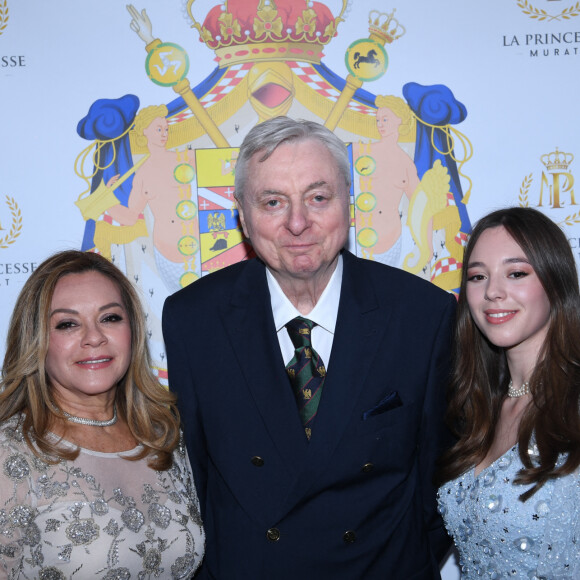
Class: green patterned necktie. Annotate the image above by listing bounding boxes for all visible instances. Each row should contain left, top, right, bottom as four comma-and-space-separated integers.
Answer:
285, 317, 326, 440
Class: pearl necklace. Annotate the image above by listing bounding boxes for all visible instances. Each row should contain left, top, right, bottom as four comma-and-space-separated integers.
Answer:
507, 380, 530, 398
60, 403, 118, 427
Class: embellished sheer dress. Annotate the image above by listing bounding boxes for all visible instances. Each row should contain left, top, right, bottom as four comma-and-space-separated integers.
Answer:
438, 443, 579, 579
0, 415, 205, 579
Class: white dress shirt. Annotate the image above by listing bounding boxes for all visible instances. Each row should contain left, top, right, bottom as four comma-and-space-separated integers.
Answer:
267, 255, 343, 370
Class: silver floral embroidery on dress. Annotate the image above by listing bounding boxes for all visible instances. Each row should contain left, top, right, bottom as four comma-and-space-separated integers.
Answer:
148, 503, 172, 529
0, 415, 204, 578
438, 444, 580, 579
103, 568, 131, 580
121, 507, 145, 533
9, 504, 35, 527
39, 566, 67, 580
65, 519, 100, 545
3, 453, 30, 482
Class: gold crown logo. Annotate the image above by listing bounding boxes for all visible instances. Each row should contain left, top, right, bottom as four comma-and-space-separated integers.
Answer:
541, 147, 574, 172
368, 9, 406, 44
186, 0, 348, 67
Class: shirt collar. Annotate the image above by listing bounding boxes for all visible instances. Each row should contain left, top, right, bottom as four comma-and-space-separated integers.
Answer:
268, 254, 343, 334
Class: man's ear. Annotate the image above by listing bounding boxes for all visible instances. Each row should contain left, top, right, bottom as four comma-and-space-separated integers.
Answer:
235, 197, 249, 239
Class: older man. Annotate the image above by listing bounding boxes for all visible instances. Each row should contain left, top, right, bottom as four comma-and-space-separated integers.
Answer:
162, 117, 455, 579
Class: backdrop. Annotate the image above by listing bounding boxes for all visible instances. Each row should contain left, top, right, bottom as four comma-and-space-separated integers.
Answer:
1, 2, 579, 576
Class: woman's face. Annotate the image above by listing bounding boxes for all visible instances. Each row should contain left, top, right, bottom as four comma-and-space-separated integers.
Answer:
465, 226, 551, 361
143, 116, 169, 147
376, 107, 402, 138
45, 271, 132, 405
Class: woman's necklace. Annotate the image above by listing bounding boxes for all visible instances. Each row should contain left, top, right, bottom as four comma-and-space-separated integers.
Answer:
60, 403, 118, 427
507, 380, 530, 398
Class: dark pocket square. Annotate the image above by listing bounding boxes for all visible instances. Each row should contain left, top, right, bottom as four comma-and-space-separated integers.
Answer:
362, 391, 403, 421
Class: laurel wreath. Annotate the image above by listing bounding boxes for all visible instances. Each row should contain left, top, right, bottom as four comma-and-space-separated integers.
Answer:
0, 0, 8, 36
559, 211, 580, 226
0, 196, 23, 249
516, 0, 580, 21
518, 173, 532, 207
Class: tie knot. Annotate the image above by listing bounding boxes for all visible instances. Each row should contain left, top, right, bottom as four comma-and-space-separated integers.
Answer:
286, 316, 316, 349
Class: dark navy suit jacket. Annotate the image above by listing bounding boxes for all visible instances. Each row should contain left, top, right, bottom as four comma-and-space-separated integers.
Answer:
162, 250, 455, 579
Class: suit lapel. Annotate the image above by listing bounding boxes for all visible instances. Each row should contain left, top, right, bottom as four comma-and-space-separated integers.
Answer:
222, 260, 308, 476
316, 253, 391, 443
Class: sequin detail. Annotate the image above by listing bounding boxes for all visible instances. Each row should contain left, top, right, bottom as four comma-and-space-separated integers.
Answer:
121, 507, 145, 533
9, 504, 34, 527
3, 453, 30, 482
65, 518, 99, 545
148, 503, 172, 529
438, 444, 580, 578
143, 548, 162, 572
38, 567, 66, 580
103, 568, 131, 580
172, 554, 197, 578
0, 415, 204, 577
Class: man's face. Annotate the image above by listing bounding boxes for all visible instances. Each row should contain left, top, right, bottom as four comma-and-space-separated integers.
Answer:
237, 139, 350, 286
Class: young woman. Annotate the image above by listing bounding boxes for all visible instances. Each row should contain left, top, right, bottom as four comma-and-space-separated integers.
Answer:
437, 207, 580, 578
0, 250, 204, 578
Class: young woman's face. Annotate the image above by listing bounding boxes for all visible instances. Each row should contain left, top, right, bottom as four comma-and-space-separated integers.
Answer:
465, 226, 551, 361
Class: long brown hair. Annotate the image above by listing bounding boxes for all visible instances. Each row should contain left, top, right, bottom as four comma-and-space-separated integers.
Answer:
437, 207, 580, 500
0, 250, 180, 470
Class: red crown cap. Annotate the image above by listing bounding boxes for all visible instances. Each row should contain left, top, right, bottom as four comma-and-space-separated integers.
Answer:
193, 0, 341, 50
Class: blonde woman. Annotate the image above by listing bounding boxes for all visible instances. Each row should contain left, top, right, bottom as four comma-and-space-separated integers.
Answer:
0, 250, 204, 578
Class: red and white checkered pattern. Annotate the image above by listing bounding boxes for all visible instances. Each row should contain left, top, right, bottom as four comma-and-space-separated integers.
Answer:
289, 61, 375, 115
200, 63, 254, 106
431, 257, 461, 281
167, 61, 376, 125
291, 61, 342, 100
455, 231, 469, 247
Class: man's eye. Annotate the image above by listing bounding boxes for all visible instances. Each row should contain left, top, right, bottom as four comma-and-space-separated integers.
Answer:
266, 200, 279, 207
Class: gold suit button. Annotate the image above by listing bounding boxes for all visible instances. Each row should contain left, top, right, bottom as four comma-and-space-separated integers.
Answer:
343, 530, 356, 544
251, 456, 264, 467
266, 528, 280, 542
362, 462, 374, 473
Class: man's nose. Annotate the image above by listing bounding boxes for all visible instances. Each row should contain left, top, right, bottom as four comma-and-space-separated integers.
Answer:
286, 203, 309, 235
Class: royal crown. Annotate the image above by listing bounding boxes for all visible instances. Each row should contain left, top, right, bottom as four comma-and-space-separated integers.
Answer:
368, 9, 405, 44
541, 147, 574, 172
186, 0, 349, 66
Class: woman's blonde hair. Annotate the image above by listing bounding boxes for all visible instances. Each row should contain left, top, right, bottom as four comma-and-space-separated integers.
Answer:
0, 250, 180, 470
375, 95, 415, 137
133, 104, 169, 149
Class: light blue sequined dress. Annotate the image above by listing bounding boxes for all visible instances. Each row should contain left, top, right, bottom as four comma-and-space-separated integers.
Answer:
438, 444, 580, 579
